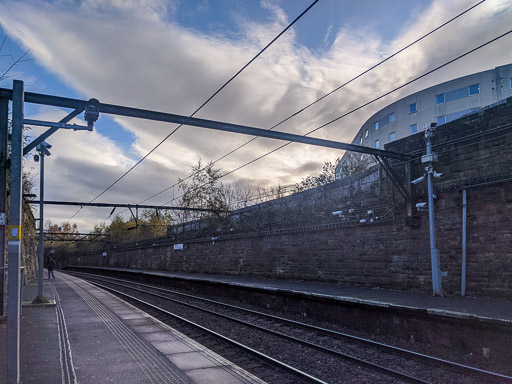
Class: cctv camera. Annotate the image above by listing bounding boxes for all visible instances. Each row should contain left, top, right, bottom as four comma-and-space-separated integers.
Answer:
33, 154, 39, 163
433, 172, 444, 178
84, 98, 100, 130
36, 142, 51, 156
332, 210, 343, 216
348, 209, 356, 214
411, 174, 426, 185
416, 202, 427, 209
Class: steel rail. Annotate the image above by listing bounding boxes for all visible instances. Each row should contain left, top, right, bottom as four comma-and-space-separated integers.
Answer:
71, 272, 438, 383
69, 270, 512, 384
80, 279, 328, 384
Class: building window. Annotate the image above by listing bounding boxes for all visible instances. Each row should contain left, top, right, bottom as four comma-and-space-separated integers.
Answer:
365, 129, 369, 138
510, 78, 512, 88
375, 139, 380, 149
438, 83, 481, 104
469, 84, 480, 96
389, 132, 396, 142
436, 116, 446, 125
409, 123, 418, 134
409, 103, 417, 114
360, 136, 363, 144
374, 112, 395, 131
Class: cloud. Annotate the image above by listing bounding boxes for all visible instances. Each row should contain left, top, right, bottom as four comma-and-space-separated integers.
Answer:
1, 0, 511, 230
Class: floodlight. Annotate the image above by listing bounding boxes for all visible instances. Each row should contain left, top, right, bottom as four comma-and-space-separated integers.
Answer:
411, 174, 426, 185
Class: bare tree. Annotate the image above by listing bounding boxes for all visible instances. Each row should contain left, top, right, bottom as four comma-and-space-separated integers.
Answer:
293, 158, 339, 193
0, 35, 31, 84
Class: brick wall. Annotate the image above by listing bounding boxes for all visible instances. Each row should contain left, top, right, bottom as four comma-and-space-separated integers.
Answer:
65, 98, 512, 298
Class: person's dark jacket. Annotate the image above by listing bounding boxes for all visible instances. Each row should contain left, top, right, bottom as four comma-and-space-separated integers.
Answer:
47, 259, 56, 271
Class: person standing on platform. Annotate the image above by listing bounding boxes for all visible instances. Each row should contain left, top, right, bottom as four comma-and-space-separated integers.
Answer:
47, 257, 56, 279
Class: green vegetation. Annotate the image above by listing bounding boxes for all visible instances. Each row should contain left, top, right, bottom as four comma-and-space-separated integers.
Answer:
48, 157, 346, 251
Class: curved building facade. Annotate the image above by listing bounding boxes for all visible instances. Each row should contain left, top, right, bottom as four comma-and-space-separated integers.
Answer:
336, 63, 512, 177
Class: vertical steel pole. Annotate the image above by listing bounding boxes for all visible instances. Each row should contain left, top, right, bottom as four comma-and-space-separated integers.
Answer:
0, 97, 8, 316
37, 152, 45, 301
405, 162, 412, 216
7, 80, 24, 384
425, 130, 442, 296
462, 189, 467, 296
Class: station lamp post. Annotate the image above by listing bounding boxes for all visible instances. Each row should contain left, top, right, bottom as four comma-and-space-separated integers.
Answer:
32, 141, 51, 303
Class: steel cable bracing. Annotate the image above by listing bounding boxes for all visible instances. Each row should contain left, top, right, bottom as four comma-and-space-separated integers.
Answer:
156, 26, 512, 208
120, 0, 487, 211
65, 0, 320, 224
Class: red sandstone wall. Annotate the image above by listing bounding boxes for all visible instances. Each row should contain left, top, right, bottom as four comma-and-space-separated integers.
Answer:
65, 99, 512, 298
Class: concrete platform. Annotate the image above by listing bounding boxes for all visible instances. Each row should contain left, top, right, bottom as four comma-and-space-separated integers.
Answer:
68, 266, 512, 325
0, 271, 266, 384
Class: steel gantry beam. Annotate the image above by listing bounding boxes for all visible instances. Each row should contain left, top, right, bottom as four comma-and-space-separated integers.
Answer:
1, 81, 414, 384
41, 231, 110, 242
28, 200, 221, 212
0, 88, 413, 161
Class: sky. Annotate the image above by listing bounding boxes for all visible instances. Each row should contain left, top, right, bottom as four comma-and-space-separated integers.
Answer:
0, 0, 511, 232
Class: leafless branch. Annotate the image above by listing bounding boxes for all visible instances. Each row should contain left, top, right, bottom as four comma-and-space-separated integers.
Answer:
0, 35, 31, 82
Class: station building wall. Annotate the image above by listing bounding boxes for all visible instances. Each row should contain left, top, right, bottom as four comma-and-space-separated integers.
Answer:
66, 98, 512, 298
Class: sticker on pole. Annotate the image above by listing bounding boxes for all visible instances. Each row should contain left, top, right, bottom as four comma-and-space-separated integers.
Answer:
8, 225, 21, 240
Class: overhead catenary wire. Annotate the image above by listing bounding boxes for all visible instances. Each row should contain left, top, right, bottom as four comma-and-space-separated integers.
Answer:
110, 117, 512, 229
79, 1, 500, 224
127, 0, 487, 208
171, 130, 512, 220
157, 26, 512, 207
65, 0, 320, 224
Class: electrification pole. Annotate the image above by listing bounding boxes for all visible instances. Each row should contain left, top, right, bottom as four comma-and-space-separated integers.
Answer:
33, 143, 51, 303
423, 125, 443, 296
0, 96, 8, 316
7, 80, 24, 384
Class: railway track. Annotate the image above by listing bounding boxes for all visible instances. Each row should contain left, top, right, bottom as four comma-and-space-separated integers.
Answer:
66, 270, 512, 384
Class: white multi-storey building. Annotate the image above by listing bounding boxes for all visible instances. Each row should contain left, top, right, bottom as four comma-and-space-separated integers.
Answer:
336, 64, 512, 177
